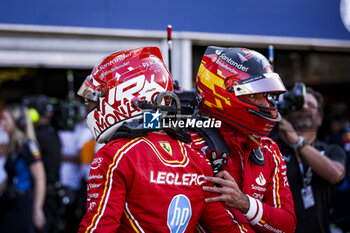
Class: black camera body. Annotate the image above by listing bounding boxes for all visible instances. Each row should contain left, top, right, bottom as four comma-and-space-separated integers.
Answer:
174, 90, 200, 116
278, 82, 306, 116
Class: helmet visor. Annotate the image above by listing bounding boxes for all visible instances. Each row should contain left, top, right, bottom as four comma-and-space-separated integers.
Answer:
233, 73, 286, 96
77, 76, 100, 102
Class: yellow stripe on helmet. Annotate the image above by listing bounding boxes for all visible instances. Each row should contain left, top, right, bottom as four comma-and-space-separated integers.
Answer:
197, 64, 231, 109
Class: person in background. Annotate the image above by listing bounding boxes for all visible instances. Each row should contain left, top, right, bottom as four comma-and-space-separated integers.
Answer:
78, 46, 250, 232
0, 104, 46, 233
56, 98, 93, 233
0, 103, 7, 222
194, 46, 296, 233
323, 113, 350, 233
277, 87, 346, 233
0, 126, 9, 195
23, 95, 63, 233
58, 120, 90, 233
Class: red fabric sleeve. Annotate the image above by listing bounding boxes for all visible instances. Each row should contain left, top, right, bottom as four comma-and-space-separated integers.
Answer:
199, 201, 255, 233
250, 143, 296, 233
79, 145, 128, 233
198, 157, 255, 233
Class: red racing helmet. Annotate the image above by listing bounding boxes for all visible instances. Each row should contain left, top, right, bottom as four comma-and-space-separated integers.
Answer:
196, 46, 286, 136
77, 47, 173, 143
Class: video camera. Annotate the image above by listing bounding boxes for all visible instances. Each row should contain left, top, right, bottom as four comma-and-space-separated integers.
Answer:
278, 82, 306, 116
174, 90, 200, 116
51, 98, 87, 131
23, 95, 87, 131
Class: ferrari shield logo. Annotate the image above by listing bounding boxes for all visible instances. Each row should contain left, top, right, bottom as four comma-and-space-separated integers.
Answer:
159, 141, 173, 156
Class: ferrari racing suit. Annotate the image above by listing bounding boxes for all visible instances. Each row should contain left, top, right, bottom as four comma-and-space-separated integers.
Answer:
79, 131, 252, 233
190, 128, 296, 233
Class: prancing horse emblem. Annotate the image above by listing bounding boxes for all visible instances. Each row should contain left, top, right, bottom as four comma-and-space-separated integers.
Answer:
159, 141, 173, 156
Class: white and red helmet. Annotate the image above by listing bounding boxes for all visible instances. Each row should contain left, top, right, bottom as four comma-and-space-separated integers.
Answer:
196, 46, 286, 136
77, 47, 173, 143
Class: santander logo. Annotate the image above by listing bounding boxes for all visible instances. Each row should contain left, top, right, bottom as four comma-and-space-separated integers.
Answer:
255, 172, 266, 186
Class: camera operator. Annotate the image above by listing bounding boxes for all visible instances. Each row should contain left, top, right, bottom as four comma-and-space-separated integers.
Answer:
276, 85, 346, 233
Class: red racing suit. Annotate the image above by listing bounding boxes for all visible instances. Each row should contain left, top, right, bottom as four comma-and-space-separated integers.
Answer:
79, 131, 253, 233
190, 129, 296, 233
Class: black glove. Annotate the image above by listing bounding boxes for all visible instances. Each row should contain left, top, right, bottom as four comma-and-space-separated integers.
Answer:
206, 148, 228, 176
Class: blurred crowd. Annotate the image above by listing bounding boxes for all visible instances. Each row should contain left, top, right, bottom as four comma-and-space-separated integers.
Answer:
0, 95, 103, 233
